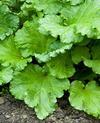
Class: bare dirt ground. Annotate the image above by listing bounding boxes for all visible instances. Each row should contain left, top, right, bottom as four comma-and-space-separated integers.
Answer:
0, 94, 100, 123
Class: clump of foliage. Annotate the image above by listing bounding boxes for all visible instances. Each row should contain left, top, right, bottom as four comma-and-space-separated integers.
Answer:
0, 0, 100, 120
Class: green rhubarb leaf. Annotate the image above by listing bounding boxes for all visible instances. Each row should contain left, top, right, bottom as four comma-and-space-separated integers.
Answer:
0, 36, 31, 71
35, 41, 72, 62
28, 0, 62, 14
15, 20, 55, 57
39, 0, 100, 46
69, 80, 100, 118
10, 64, 70, 119
61, 0, 100, 39
71, 45, 90, 64
39, 14, 83, 44
15, 20, 72, 62
47, 52, 75, 79
39, 15, 64, 37
0, 66, 13, 85
20, 0, 62, 20
84, 41, 100, 74
84, 59, 100, 74
0, 3, 19, 40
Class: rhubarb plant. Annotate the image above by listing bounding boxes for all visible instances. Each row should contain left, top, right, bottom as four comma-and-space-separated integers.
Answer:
0, 0, 100, 119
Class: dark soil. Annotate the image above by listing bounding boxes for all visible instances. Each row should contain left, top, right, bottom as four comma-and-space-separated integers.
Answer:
0, 94, 100, 123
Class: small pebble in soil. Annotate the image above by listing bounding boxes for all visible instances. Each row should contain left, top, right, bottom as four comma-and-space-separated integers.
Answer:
5, 114, 11, 118
22, 114, 27, 119
0, 97, 4, 104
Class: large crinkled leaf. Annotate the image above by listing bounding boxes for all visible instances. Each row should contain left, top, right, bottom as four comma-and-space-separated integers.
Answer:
84, 41, 100, 74
0, 66, 13, 85
39, 15, 83, 44
39, 0, 100, 46
71, 46, 90, 64
0, 3, 19, 40
61, 0, 100, 39
26, 0, 83, 15
47, 52, 75, 79
15, 20, 72, 62
20, 0, 62, 20
39, 14, 82, 45
27, 0, 62, 14
10, 64, 70, 119
20, 0, 83, 20
0, 36, 31, 71
69, 80, 100, 118
84, 59, 100, 74
15, 20, 55, 57
39, 15, 64, 37
35, 41, 72, 62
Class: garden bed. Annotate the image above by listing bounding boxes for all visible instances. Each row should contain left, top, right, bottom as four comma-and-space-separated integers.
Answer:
0, 94, 100, 123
